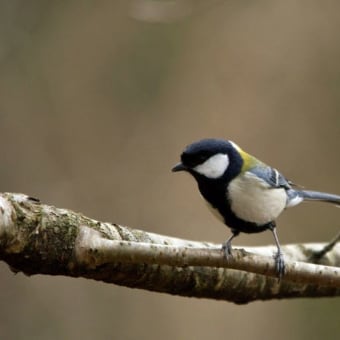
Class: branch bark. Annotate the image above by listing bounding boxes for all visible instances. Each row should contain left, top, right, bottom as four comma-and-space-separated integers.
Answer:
0, 192, 339, 304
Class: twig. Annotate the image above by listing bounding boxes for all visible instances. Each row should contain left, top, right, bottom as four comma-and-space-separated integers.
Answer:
310, 231, 340, 262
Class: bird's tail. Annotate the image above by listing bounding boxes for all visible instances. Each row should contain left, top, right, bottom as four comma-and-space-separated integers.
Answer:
299, 190, 340, 206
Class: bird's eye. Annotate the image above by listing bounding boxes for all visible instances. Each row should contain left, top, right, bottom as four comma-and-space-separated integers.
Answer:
197, 153, 209, 163
181, 151, 211, 168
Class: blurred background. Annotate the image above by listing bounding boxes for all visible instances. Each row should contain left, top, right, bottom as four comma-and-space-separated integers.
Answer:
0, 1, 339, 339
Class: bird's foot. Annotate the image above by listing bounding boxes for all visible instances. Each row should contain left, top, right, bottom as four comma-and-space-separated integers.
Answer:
274, 250, 285, 280
221, 232, 239, 260
222, 241, 233, 260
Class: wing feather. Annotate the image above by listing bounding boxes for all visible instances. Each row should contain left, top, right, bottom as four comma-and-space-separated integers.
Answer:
247, 166, 291, 190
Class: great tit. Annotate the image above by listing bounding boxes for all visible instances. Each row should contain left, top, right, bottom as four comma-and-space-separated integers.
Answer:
172, 138, 340, 278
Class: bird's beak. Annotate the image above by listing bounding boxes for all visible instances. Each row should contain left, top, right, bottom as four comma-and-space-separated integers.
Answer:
171, 162, 187, 172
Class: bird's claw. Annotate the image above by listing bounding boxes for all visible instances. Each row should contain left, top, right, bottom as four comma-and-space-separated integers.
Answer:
222, 242, 233, 259
274, 251, 285, 280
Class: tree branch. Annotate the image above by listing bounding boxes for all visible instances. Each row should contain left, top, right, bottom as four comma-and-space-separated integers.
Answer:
0, 192, 339, 304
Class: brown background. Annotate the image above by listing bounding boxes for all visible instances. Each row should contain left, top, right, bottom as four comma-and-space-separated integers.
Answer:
0, 1, 339, 339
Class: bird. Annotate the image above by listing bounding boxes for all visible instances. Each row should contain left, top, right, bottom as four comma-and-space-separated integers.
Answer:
172, 138, 340, 278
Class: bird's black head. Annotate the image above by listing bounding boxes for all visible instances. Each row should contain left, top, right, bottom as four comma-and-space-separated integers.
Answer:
172, 138, 243, 182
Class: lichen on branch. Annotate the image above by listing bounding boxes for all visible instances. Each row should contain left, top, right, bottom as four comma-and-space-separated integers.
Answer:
0, 193, 339, 304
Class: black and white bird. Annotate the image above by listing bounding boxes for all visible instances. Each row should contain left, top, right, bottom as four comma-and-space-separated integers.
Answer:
172, 138, 340, 277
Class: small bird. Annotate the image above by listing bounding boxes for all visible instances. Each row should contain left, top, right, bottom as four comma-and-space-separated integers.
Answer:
172, 138, 340, 278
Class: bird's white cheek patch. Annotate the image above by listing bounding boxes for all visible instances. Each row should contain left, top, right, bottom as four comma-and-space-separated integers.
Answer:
194, 154, 229, 179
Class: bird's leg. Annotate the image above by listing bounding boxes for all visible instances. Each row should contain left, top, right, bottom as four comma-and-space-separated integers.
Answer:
269, 223, 285, 279
222, 230, 240, 258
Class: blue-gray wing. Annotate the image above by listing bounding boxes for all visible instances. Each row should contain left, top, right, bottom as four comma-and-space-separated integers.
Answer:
248, 166, 292, 190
